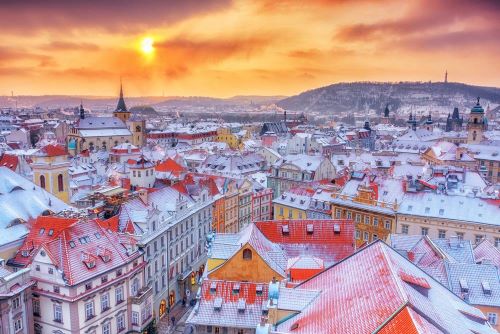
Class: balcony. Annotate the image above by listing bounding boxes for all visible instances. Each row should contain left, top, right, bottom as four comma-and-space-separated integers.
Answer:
129, 286, 153, 305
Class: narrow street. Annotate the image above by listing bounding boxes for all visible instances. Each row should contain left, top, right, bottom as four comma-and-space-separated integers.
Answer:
157, 303, 194, 334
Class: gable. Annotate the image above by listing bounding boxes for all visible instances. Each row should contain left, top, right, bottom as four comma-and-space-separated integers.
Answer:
208, 242, 284, 283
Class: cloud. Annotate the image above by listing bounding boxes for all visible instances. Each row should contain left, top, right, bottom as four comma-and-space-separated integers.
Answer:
0, 46, 55, 67
0, 0, 232, 34
39, 41, 101, 51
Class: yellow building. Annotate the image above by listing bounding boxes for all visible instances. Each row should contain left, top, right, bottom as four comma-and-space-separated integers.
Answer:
272, 192, 310, 220
216, 124, 250, 150
31, 144, 70, 203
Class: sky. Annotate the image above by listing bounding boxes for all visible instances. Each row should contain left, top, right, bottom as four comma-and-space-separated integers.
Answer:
0, 0, 499, 97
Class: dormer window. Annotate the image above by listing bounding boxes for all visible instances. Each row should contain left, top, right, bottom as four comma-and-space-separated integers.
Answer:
459, 278, 469, 293
210, 282, 217, 294
39, 228, 45, 236
482, 281, 491, 295
306, 224, 314, 234
237, 298, 246, 313
232, 283, 240, 294
213, 297, 222, 311
334, 224, 341, 234
21, 250, 29, 257
256, 284, 263, 296
282, 225, 289, 235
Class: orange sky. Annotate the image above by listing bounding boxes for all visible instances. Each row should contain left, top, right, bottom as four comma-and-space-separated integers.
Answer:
1, 0, 499, 97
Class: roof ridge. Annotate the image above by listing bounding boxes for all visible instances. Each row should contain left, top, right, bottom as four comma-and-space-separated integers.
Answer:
380, 242, 409, 304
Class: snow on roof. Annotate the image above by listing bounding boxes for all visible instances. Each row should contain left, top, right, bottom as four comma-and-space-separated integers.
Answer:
0, 167, 70, 246
399, 192, 500, 226
79, 128, 132, 137
76, 116, 127, 129
277, 241, 495, 334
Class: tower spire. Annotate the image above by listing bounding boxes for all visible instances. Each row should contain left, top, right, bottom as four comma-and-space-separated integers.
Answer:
445, 70, 448, 83
115, 79, 127, 112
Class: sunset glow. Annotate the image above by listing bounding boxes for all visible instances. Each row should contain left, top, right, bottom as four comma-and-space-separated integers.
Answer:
0, 0, 499, 97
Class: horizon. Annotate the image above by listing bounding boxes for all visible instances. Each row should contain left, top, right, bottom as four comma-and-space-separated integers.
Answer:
2, 80, 499, 100
1, 0, 499, 97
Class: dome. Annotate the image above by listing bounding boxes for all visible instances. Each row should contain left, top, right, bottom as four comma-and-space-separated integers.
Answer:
68, 139, 76, 150
471, 97, 484, 114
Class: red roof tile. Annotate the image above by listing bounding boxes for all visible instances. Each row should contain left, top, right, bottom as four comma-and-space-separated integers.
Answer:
0, 154, 19, 171
155, 158, 186, 174
38, 144, 67, 157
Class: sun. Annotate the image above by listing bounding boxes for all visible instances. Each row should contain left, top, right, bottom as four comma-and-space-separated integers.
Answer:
140, 37, 154, 54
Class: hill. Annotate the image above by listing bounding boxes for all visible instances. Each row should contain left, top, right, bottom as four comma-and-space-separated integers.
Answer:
277, 82, 500, 115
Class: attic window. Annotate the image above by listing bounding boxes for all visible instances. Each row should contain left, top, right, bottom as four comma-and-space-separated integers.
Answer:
237, 298, 246, 313
459, 278, 469, 293
256, 284, 263, 296
243, 249, 252, 260
85, 260, 96, 269
210, 282, 217, 294
69, 241, 76, 248
213, 297, 222, 311
94, 233, 101, 239
282, 225, 290, 235
333, 224, 341, 234
232, 283, 240, 294
21, 250, 29, 257
39, 228, 45, 235
48, 229, 54, 236
306, 224, 314, 234
482, 281, 491, 295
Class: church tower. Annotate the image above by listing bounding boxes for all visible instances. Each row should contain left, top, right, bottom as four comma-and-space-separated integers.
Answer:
113, 81, 131, 123
467, 97, 487, 144
32, 144, 71, 203
425, 112, 433, 131
127, 115, 146, 147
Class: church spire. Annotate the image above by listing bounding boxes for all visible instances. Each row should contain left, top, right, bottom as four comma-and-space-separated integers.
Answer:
115, 79, 127, 112
79, 100, 85, 119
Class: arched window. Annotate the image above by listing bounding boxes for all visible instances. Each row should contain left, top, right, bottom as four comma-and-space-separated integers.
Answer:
242, 249, 252, 260
473, 131, 477, 141
136, 125, 142, 132
40, 175, 46, 189
57, 174, 64, 192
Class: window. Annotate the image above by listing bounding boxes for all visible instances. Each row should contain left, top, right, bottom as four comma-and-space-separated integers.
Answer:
53, 285, 60, 293
364, 216, 370, 225
385, 220, 391, 230
132, 278, 139, 296
421, 227, 429, 236
40, 175, 46, 189
102, 322, 111, 334
355, 214, 361, 223
363, 232, 369, 242
488, 313, 498, 325
116, 286, 124, 304
373, 218, 379, 226
132, 311, 139, 325
33, 299, 40, 316
85, 282, 92, 290
475, 235, 484, 244
101, 293, 110, 312
101, 275, 108, 284
335, 209, 341, 219
207, 326, 213, 333
456, 232, 464, 240
57, 174, 64, 192
438, 230, 446, 239
346, 211, 352, 219
116, 269, 122, 276
373, 234, 378, 240
495, 238, 500, 248
12, 296, 20, 309
243, 249, 252, 261
117, 314, 125, 331
355, 230, 360, 239
54, 304, 63, 323
401, 224, 409, 234
85, 301, 95, 320
14, 318, 23, 332
49, 268, 54, 275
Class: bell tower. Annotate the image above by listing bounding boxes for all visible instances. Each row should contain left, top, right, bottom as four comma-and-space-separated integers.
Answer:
467, 97, 487, 144
113, 81, 131, 123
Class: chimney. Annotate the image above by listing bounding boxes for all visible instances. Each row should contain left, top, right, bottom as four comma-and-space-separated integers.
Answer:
138, 188, 148, 204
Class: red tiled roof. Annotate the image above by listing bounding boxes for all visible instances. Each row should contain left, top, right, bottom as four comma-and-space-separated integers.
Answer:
155, 158, 186, 174
11, 216, 78, 267
278, 241, 492, 334
38, 144, 66, 157
201, 280, 269, 305
38, 219, 140, 286
0, 154, 19, 171
255, 220, 355, 264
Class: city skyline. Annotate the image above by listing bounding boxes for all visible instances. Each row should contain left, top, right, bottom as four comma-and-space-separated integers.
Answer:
1, 0, 499, 97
